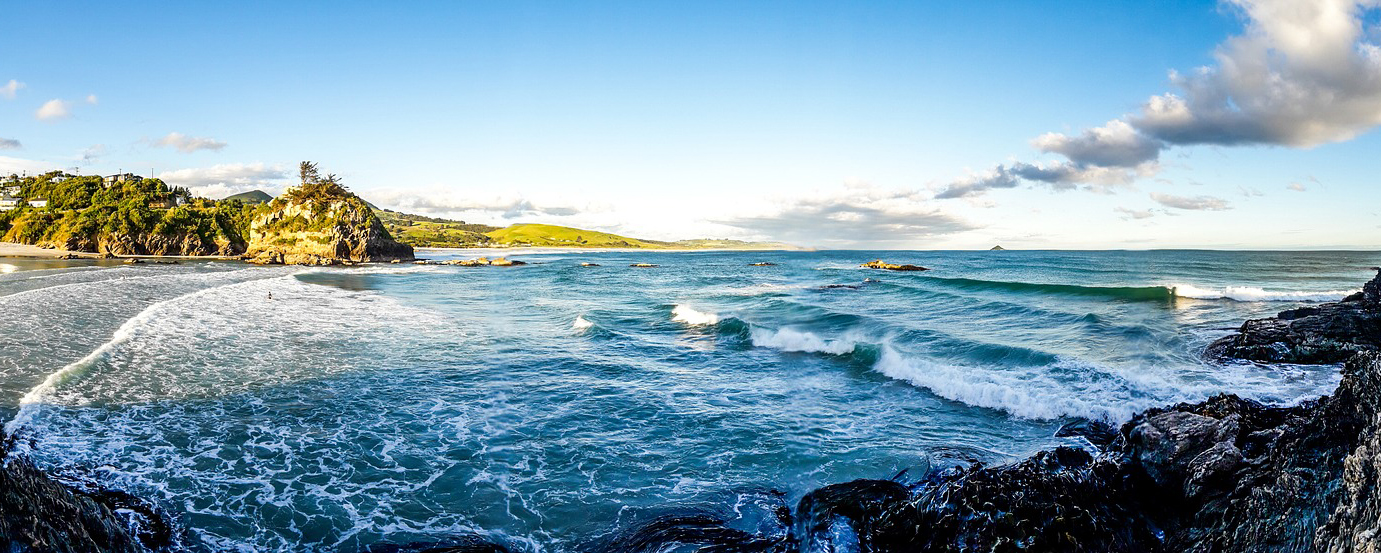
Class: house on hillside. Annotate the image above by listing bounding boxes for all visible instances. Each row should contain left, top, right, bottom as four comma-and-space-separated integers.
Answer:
0, 194, 20, 211
27, 198, 47, 208
148, 198, 176, 209
102, 173, 143, 187
1, 185, 19, 196
50, 175, 69, 183
1, 175, 19, 184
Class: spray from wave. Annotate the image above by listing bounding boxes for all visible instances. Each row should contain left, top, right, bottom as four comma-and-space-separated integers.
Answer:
573, 315, 594, 331
672, 304, 720, 326
749, 327, 857, 355
0, 263, 16, 274
1170, 284, 1356, 302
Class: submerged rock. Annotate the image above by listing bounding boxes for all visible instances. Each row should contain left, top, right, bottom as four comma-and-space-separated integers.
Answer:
860, 260, 928, 271
629, 263, 659, 268
1205, 268, 1381, 363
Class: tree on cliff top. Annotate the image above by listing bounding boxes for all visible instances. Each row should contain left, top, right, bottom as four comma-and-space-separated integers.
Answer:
286, 161, 350, 203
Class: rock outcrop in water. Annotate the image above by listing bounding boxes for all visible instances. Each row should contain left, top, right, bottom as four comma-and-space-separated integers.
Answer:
244, 163, 413, 265
860, 260, 928, 271
1, 435, 174, 553
1205, 269, 1381, 363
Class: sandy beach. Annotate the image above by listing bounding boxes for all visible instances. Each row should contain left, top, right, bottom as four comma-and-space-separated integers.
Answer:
0, 242, 99, 259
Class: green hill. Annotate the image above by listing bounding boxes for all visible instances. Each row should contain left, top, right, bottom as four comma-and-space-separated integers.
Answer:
224, 190, 273, 204
484, 223, 668, 248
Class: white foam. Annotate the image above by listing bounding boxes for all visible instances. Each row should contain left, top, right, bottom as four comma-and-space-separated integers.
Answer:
1171, 283, 1357, 302
672, 304, 720, 326
750, 327, 857, 355
0, 263, 16, 274
871, 347, 1152, 421
573, 315, 594, 331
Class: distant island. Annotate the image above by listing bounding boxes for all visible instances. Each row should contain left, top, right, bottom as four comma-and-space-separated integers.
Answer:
991, 245, 1006, 250
0, 164, 791, 262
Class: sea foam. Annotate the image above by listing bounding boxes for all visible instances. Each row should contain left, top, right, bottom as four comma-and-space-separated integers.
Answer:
573, 315, 594, 331
1171, 284, 1357, 302
749, 327, 857, 355
672, 304, 720, 326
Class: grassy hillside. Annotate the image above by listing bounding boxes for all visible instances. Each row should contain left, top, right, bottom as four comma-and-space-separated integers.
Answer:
484, 223, 669, 248
224, 190, 273, 203
370, 207, 788, 250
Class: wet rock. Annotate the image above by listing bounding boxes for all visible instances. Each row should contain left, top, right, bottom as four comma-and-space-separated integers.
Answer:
1204, 269, 1381, 364
1056, 418, 1119, 449
629, 263, 659, 268
749, 262, 777, 266
860, 260, 928, 271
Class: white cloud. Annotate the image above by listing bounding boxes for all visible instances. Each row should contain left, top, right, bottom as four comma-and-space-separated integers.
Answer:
368, 189, 584, 219
1132, 0, 1381, 147
0, 138, 20, 150
158, 163, 290, 198
80, 144, 107, 165
155, 132, 228, 153
35, 99, 70, 120
1150, 192, 1232, 211
1114, 207, 1160, 220
85, 94, 98, 105
1, 80, 23, 100
943, 0, 1381, 199
1287, 181, 1308, 191
1032, 120, 1164, 167
0, 156, 58, 175
715, 182, 977, 246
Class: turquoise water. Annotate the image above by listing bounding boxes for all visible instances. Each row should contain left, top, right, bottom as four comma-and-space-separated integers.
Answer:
1, 250, 1377, 551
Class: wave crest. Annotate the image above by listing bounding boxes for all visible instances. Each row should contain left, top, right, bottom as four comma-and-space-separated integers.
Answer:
1170, 284, 1356, 302
672, 304, 720, 326
749, 327, 857, 355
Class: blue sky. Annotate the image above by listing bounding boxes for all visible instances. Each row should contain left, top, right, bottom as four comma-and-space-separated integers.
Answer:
2, 0, 1378, 248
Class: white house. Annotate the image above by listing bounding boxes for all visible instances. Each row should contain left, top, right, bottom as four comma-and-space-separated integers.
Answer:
0, 194, 20, 211
27, 198, 47, 208
50, 175, 69, 183
102, 173, 143, 187
1, 185, 19, 196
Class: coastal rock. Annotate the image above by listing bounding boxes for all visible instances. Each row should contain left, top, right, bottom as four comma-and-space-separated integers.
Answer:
860, 260, 928, 271
1204, 269, 1381, 363
629, 263, 659, 268
243, 182, 413, 265
749, 262, 777, 266
1, 438, 173, 553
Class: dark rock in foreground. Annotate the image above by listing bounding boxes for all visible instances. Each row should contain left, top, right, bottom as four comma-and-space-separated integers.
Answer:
1, 436, 175, 553
1205, 268, 1381, 364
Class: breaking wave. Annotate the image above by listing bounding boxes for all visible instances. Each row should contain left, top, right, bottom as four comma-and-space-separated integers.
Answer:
1170, 284, 1357, 302
671, 304, 720, 326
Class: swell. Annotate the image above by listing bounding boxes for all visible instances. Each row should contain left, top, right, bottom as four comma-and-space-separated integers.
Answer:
919, 275, 1355, 303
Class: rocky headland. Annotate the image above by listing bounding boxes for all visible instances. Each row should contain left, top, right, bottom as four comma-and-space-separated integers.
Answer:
243, 165, 413, 266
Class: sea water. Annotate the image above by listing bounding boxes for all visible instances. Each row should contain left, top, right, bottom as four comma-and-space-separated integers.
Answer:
1, 249, 1377, 551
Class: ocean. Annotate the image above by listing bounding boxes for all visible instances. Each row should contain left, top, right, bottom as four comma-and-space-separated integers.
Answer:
1, 249, 1378, 551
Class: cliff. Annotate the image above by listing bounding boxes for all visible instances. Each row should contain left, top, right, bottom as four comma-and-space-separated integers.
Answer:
244, 184, 413, 265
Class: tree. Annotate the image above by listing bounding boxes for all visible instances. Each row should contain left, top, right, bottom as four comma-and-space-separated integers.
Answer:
299, 161, 319, 187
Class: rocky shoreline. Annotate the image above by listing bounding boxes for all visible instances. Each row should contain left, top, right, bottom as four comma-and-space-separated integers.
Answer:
5, 271, 1381, 552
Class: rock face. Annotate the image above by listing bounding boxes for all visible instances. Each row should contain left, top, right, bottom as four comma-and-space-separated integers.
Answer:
1205, 269, 1381, 363
1, 437, 173, 553
244, 188, 413, 265
860, 260, 928, 271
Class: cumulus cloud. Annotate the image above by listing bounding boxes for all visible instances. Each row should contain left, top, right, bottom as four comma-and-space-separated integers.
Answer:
1, 80, 23, 100
1133, 0, 1381, 147
158, 163, 289, 198
935, 160, 1154, 198
1032, 120, 1165, 167
155, 132, 228, 153
940, 0, 1381, 199
0, 156, 57, 175
35, 99, 70, 120
369, 190, 583, 219
0, 138, 19, 150
1287, 182, 1308, 191
715, 183, 976, 246
1150, 192, 1232, 211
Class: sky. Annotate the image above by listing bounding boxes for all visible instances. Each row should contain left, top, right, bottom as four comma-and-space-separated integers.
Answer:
2, 0, 1379, 249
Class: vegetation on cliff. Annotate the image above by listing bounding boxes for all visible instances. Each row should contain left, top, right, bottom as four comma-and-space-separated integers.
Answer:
377, 212, 787, 250
244, 162, 413, 264
0, 171, 253, 256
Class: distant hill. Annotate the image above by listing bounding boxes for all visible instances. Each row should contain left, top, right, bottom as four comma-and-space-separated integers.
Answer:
368, 206, 788, 250
485, 223, 666, 248
224, 190, 273, 204
991, 245, 1006, 250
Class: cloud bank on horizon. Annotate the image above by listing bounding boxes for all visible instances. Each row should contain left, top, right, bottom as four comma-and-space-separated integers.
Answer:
935, 0, 1381, 199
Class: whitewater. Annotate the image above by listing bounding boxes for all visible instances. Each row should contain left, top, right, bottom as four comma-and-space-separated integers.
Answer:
0, 249, 1376, 551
